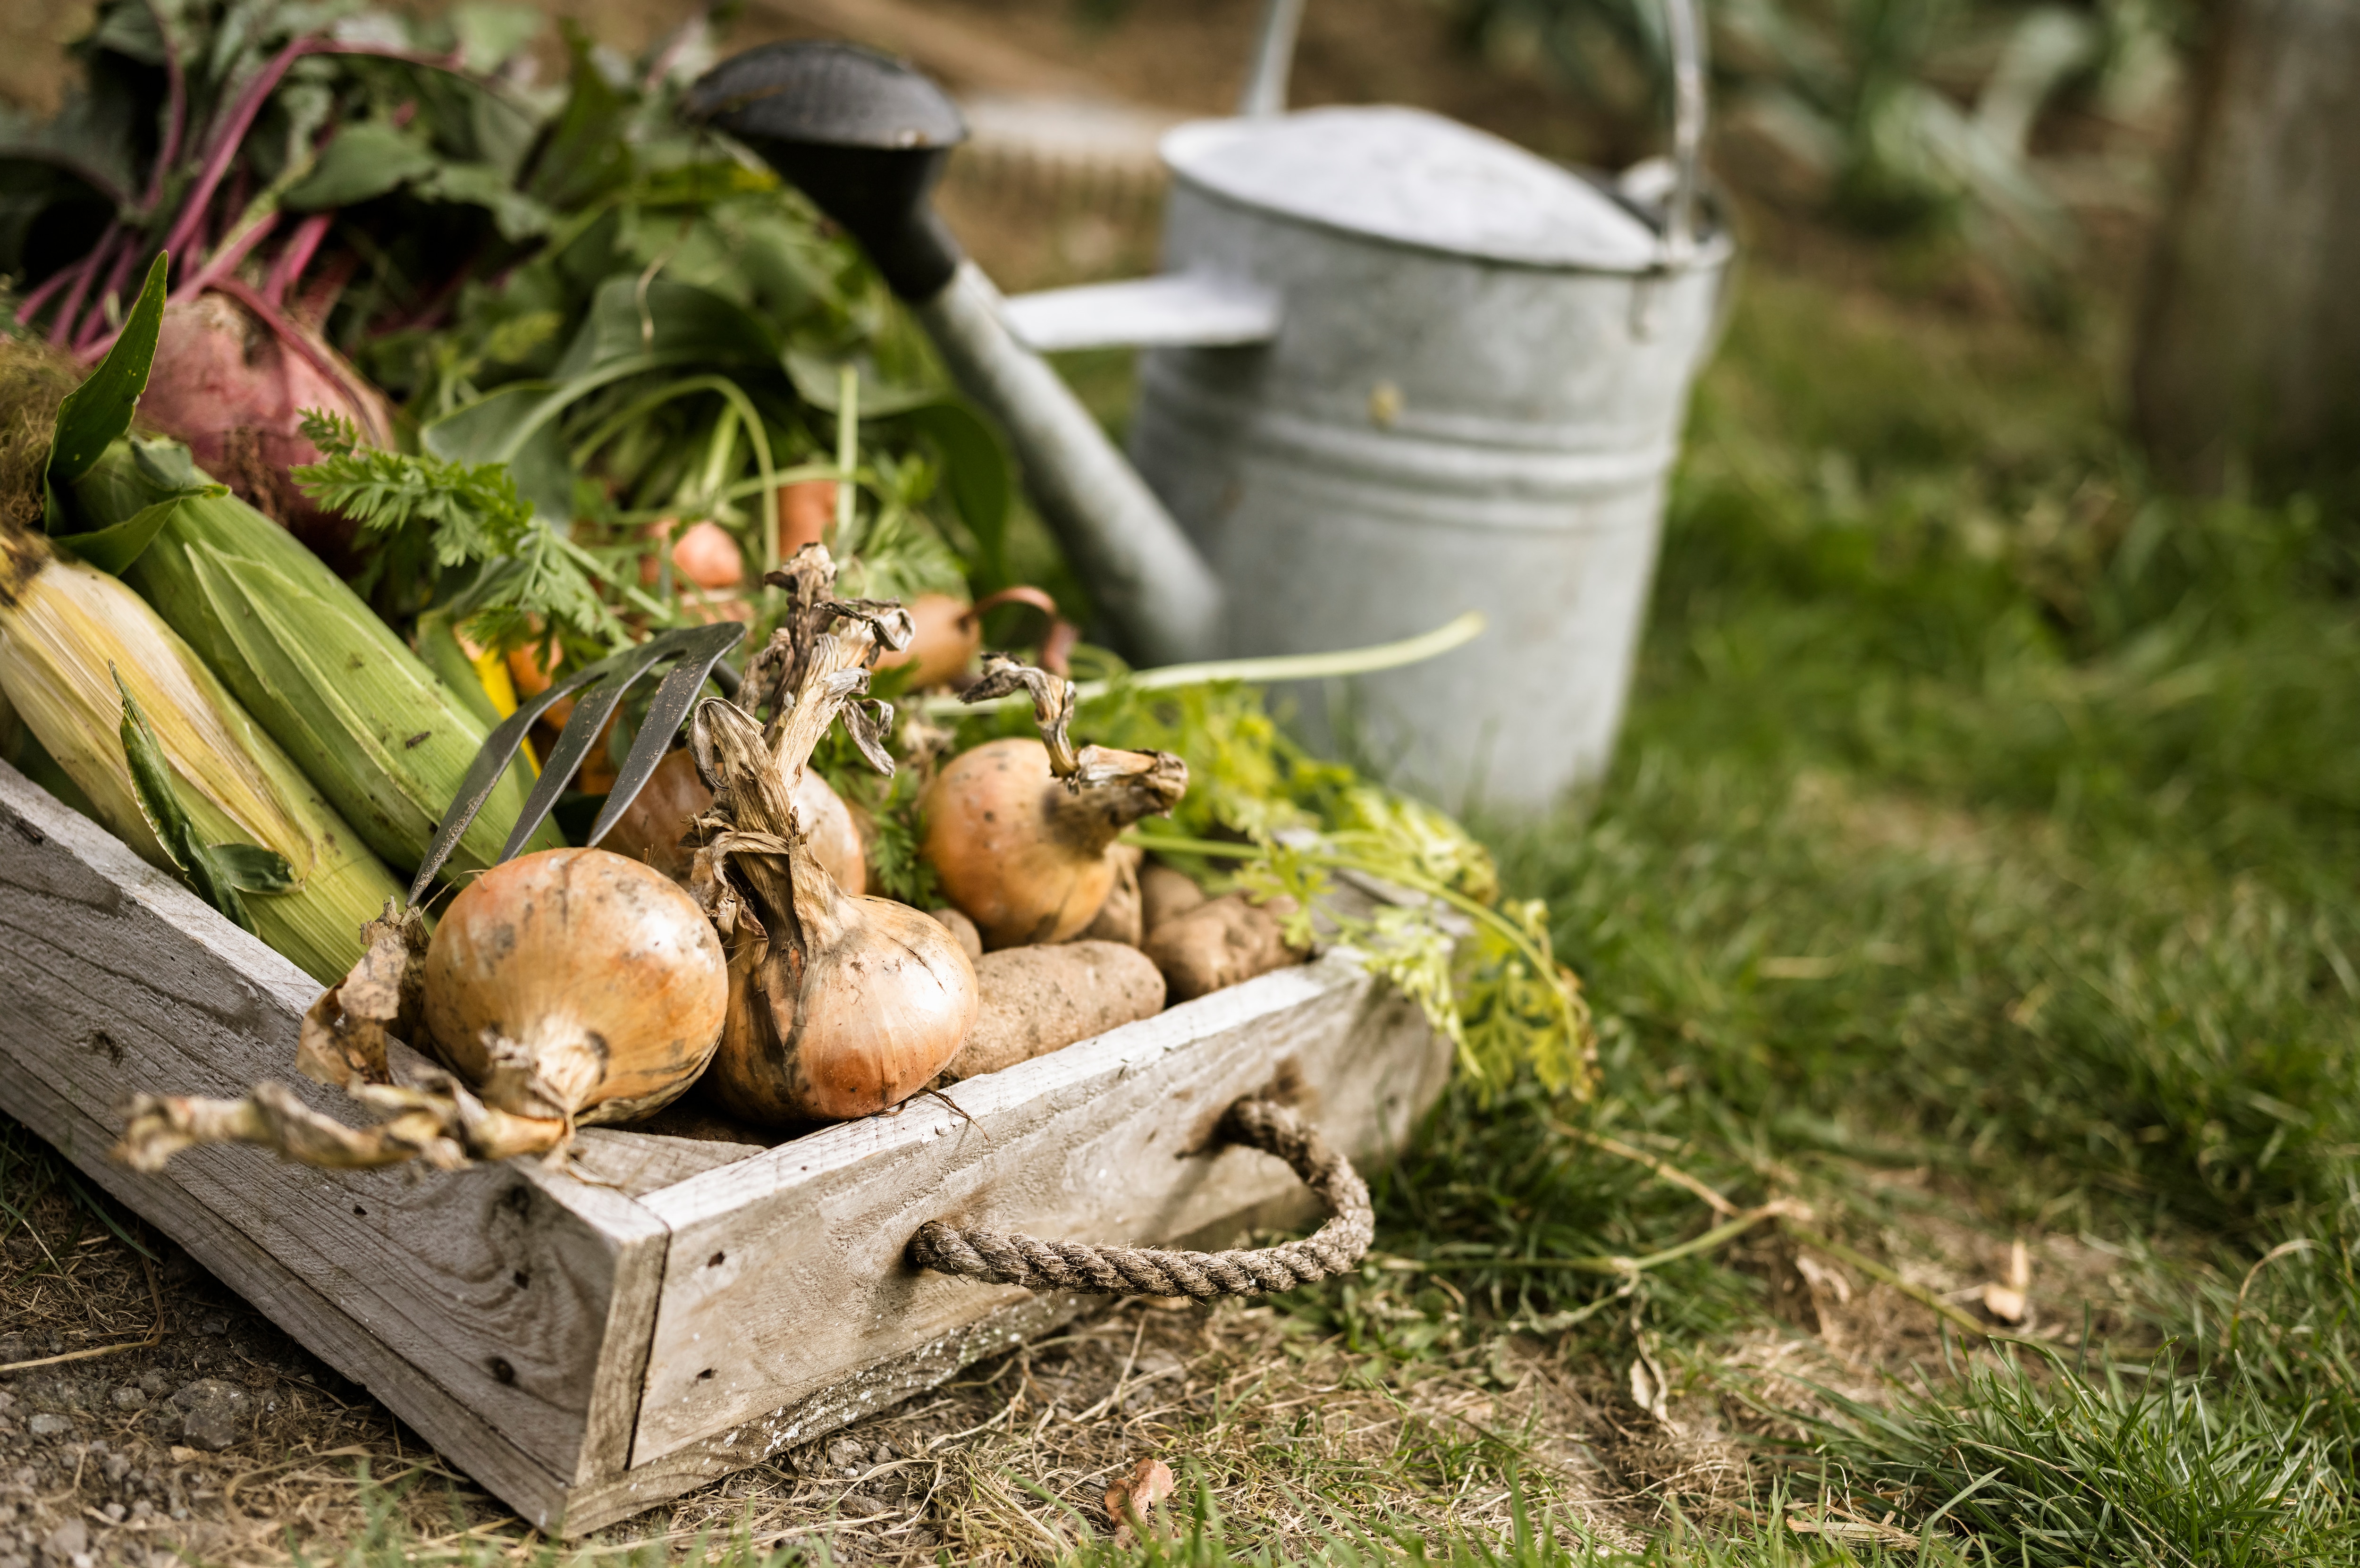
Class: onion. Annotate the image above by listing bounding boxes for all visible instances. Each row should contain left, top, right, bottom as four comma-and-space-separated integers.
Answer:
116, 848, 729, 1170
425, 849, 729, 1125
873, 592, 978, 688
671, 521, 745, 590
687, 545, 978, 1123
921, 656, 1187, 949
603, 744, 866, 892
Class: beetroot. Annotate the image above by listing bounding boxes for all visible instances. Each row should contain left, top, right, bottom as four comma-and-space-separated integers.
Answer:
137, 289, 395, 567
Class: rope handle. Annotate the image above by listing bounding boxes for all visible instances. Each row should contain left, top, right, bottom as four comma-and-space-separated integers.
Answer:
906, 1099, 1372, 1299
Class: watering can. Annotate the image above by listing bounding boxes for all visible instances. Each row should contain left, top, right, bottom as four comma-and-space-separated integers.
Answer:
686, 0, 1728, 811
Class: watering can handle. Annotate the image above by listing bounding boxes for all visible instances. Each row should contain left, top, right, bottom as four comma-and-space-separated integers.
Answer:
1234, 0, 1708, 260
918, 263, 1228, 667
1661, 0, 1709, 263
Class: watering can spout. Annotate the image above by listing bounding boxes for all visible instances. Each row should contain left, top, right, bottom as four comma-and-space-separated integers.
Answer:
685, 42, 1226, 667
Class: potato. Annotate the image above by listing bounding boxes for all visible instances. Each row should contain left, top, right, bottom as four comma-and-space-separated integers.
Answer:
1143, 894, 1306, 1002
929, 905, 984, 962
938, 941, 1166, 1082
1079, 843, 1145, 945
1139, 861, 1207, 931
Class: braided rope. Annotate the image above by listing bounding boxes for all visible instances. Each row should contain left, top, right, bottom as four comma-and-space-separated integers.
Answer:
906, 1100, 1372, 1299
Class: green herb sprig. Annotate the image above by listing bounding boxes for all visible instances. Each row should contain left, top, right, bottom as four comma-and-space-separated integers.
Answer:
292, 410, 625, 658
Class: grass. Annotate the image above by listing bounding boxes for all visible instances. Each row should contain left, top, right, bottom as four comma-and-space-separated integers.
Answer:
6, 257, 2359, 1563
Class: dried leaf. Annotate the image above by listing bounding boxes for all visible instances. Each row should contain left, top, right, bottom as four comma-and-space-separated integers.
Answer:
295, 904, 427, 1090
1105, 1456, 1177, 1549
1982, 1238, 2032, 1324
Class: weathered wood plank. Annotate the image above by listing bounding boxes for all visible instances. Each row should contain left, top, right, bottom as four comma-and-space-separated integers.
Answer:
562, 1292, 1085, 1535
573, 1128, 768, 1198
0, 1036, 577, 1528
631, 961, 1446, 1463
0, 763, 665, 1490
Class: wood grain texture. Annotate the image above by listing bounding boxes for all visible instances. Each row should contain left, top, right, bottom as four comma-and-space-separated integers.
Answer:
0, 762, 666, 1489
631, 959, 1446, 1462
561, 1292, 1086, 1536
0, 1036, 575, 1527
573, 1128, 767, 1198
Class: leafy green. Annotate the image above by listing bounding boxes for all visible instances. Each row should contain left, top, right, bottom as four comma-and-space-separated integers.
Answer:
282, 120, 440, 210
921, 675, 1593, 1098
42, 252, 168, 531
291, 410, 618, 657
114, 665, 295, 934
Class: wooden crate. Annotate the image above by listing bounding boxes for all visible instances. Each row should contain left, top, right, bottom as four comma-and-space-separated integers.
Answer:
0, 761, 1450, 1534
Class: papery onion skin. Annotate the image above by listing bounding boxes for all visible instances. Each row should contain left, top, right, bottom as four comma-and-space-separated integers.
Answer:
706, 889, 979, 1122
425, 847, 729, 1125
603, 747, 866, 892
874, 593, 978, 688
920, 737, 1186, 949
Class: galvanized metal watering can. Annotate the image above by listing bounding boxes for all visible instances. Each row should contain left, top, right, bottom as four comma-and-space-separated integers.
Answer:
688, 1, 1728, 811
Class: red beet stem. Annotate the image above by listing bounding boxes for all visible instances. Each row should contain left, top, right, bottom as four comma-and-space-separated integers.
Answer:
264, 214, 334, 308
72, 240, 150, 356
46, 224, 121, 347
159, 38, 309, 267
13, 267, 74, 326
143, 10, 187, 212
172, 211, 281, 304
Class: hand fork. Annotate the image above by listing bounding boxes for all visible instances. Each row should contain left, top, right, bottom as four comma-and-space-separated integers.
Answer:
407, 620, 748, 901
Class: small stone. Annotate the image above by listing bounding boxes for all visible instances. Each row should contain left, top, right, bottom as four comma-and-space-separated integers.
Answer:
168, 1380, 249, 1452
0, 1335, 27, 1365
24, 1416, 68, 1440
823, 1436, 865, 1476
0, 1394, 14, 1414
101, 1455, 129, 1485
127, 1503, 151, 1524
197, 1317, 227, 1336
99, 1505, 122, 1526
834, 1490, 888, 1517
40, 1519, 85, 1561
135, 1373, 166, 1399
108, 1389, 144, 1412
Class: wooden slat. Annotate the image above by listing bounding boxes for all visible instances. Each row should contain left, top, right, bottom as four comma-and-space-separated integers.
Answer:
573, 1128, 767, 1198
561, 1291, 1085, 1535
0, 1040, 575, 1527
630, 961, 1447, 1463
0, 763, 665, 1492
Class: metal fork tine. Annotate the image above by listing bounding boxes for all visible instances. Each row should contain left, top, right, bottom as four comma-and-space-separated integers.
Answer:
411, 626, 745, 901
407, 674, 593, 903
583, 620, 746, 851
497, 648, 674, 864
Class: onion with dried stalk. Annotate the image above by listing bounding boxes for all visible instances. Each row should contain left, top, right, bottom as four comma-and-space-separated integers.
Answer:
687, 545, 979, 1124
117, 848, 730, 1172
602, 744, 867, 892
920, 656, 1188, 950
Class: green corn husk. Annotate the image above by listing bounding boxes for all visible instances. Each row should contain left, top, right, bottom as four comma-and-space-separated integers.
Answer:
0, 524, 399, 981
81, 446, 563, 880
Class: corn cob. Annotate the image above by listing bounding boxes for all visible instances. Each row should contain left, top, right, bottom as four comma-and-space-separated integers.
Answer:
99, 449, 563, 880
0, 523, 400, 981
